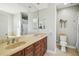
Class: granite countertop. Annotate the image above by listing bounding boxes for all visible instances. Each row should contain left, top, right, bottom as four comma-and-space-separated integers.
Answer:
0, 33, 47, 56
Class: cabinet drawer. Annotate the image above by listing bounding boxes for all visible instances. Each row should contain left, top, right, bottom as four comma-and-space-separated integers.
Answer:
26, 45, 33, 50
43, 37, 47, 40
34, 41, 41, 46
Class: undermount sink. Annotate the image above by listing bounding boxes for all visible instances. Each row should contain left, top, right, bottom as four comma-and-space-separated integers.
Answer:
5, 41, 26, 49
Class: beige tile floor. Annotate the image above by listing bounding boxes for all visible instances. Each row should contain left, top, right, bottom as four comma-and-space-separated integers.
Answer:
44, 45, 79, 56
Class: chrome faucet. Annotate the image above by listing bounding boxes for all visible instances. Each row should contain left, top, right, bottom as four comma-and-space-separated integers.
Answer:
7, 40, 10, 45
6, 36, 10, 45
12, 38, 15, 43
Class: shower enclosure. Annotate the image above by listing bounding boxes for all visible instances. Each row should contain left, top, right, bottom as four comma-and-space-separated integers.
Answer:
21, 13, 28, 35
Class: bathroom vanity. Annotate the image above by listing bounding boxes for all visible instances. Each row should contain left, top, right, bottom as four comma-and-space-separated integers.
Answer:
0, 33, 47, 56
12, 37, 47, 56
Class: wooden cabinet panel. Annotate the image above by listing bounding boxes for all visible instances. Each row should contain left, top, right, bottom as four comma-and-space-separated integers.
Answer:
44, 37, 47, 54
34, 40, 42, 56
24, 44, 34, 56
34, 41, 41, 47
12, 49, 24, 56
25, 52, 33, 56
34, 37, 47, 56
40, 39, 44, 56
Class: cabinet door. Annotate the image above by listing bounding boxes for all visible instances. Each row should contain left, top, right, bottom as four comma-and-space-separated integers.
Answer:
24, 44, 34, 56
43, 37, 47, 54
12, 49, 24, 56
34, 41, 41, 56
40, 39, 44, 56
40, 37, 47, 55
33, 37, 47, 56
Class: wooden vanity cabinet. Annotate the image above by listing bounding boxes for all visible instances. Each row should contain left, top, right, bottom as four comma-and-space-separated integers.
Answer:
40, 37, 47, 56
33, 40, 41, 56
11, 49, 24, 56
33, 37, 47, 56
43, 37, 47, 54
11, 37, 47, 56
24, 44, 34, 56
40, 38, 45, 55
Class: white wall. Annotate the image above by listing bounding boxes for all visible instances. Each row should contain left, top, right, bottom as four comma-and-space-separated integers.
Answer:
30, 4, 56, 51
0, 10, 13, 36
57, 5, 79, 48
77, 12, 79, 50
47, 4, 56, 51
0, 3, 28, 36
0, 11, 8, 36
8, 13, 13, 35
13, 13, 22, 36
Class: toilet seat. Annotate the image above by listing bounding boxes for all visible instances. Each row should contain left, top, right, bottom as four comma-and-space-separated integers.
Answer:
60, 41, 67, 46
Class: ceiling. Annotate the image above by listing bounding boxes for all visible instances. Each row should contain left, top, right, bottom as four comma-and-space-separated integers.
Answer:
19, 3, 48, 12
56, 3, 79, 9
19, 3, 79, 12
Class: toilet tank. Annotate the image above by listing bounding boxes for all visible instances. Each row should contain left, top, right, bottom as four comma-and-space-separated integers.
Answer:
60, 35, 67, 42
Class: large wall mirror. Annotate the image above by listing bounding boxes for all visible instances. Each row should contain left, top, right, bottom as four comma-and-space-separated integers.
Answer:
0, 10, 13, 36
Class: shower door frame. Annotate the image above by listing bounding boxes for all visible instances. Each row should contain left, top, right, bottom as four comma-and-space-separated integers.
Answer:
77, 12, 79, 52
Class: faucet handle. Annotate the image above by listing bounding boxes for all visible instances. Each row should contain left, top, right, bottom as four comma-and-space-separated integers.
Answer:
7, 40, 10, 45
12, 38, 15, 43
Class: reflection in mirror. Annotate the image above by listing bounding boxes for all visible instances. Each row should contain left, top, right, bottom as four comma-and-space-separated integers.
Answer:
39, 18, 46, 29
0, 10, 13, 36
21, 13, 28, 35
32, 18, 39, 33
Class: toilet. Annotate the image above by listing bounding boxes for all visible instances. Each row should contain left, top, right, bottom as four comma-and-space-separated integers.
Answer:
59, 33, 67, 52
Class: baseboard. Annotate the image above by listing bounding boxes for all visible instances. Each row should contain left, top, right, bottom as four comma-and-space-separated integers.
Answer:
66, 45, 76, 49
56, 43, 76, 49
47, 50, 56, 54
